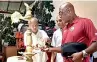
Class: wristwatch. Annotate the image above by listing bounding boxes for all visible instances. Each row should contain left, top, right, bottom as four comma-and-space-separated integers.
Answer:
82, 50, 88, 57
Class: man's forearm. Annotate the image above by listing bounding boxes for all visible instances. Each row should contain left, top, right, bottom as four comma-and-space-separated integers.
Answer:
85, 41, 97, 54
51, 52, 56, 62
49, 47, 62, 53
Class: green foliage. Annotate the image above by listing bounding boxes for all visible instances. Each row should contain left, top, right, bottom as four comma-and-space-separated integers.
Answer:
48, 20, 55, 28
0, 14, 16, 46
32, 1, 55, 28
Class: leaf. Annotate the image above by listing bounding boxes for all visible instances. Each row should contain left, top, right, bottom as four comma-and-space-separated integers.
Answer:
0, 14, 16, 46
31, 1, 55, 28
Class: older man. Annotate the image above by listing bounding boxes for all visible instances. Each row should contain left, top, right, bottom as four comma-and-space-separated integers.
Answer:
42, 2, 97, 62
59, 2, 97, 62
24, 17, 50, 62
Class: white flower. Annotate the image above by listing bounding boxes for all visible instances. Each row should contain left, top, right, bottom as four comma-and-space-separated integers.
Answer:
11, 11, 23, 24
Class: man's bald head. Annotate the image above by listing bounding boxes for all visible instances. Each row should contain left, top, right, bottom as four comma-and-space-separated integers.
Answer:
59, 2, 76, 24
55, 15, 65, 29
28, 17, 38, 24
59, 2, 74, 11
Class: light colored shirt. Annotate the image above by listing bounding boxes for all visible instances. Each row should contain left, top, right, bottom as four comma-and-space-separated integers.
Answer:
93, 51, 97, 58
24, 29, 49, 62
51, 29, 63, 62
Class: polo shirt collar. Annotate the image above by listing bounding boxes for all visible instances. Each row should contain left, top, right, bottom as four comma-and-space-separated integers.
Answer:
72, 16, 79, 24
66, 16, 79, 28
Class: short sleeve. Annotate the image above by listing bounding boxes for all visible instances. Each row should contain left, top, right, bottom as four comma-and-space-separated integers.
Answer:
40, 30, 49, 39
51, 32, 56, 46
84, 19, 97, 43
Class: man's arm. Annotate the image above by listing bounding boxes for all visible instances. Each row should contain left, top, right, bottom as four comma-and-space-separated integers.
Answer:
42, 47, 62, 53
51, 52, 56, 62
50, 31, 58, 62
41, 30, 51, 43
72, 41, 97, 62
72, 19, 97, 62
83, 19, 97, 54
85, 41, 97, 54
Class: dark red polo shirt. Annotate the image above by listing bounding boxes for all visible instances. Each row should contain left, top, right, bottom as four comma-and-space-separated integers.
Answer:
62, 16, 97, 62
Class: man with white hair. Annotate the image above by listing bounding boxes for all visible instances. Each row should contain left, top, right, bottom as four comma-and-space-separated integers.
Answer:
24, 17, 50, 62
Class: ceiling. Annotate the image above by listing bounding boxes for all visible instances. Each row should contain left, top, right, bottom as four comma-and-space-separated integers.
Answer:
0, 1, 34, 14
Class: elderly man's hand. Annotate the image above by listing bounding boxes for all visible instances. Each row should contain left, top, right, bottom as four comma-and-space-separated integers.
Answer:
40, 47, 49, 52
41, 38, 50, 42
41, 38, 51, 47
71, 52, 83, 62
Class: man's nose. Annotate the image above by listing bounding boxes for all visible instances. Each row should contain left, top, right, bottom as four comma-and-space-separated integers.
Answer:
34, 27, 36, 29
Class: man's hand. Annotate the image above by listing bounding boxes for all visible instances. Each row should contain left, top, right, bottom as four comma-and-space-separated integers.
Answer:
71, 52, 83, 62
40, 47, 49, 52
41, 47, 62, 53
41, 38, 48, 42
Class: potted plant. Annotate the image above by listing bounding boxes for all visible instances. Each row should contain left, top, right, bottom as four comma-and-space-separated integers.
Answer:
0, 14, 16, 46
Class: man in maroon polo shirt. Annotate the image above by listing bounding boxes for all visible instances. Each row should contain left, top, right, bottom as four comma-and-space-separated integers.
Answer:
41, 2, 97, 62
59, 2, 97, 62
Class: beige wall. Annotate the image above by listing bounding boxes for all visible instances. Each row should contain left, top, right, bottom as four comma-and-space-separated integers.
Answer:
52, 1, 97, 28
